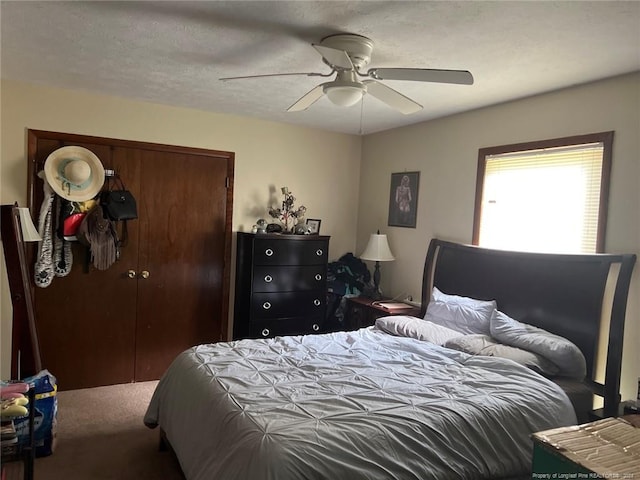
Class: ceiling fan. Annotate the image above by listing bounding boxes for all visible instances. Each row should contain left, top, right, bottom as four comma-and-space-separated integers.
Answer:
220, 33, 474, 114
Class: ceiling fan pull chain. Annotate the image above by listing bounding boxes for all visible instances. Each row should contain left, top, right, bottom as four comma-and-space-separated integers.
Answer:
359, 96, 364, 136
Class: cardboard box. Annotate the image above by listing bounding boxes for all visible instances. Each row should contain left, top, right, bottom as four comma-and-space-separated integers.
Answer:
532, 415, 640, 477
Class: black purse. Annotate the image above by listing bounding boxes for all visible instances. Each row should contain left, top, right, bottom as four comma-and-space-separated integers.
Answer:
101, 175, 137, 247
101, 176, 137, 221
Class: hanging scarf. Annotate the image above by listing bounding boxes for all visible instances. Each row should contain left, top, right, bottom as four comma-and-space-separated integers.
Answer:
53, 198, 72, 277
35, 171, 73, 288
35, 172, 55, 288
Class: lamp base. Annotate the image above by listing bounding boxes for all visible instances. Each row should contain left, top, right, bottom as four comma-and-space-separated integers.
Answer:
360, 284, 380, 299
371, 261, 382, 299
371, 290, 383, 300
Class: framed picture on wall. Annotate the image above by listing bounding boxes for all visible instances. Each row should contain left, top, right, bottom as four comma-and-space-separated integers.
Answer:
306, 218, 321, 234
388, 171, 420, 228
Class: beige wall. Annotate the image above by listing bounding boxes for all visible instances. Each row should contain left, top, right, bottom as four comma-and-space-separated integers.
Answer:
359, 72, 640, 400
0, 80, 362, 379
2, 74, 638, 400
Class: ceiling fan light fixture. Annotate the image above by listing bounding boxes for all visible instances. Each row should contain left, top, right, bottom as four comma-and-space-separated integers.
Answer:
323, 84, 365, 107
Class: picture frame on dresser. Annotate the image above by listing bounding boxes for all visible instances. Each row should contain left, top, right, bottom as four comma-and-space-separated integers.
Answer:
306, 219, 321, 234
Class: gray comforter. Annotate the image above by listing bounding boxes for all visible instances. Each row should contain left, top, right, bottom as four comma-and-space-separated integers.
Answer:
144, 327, 576, 480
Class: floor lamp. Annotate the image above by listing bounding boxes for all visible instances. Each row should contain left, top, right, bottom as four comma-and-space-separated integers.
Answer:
1, 203, 43, 379
360, 230, 395, 299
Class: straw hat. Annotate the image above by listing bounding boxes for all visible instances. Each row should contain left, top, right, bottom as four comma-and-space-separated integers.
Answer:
44, 146, 105, 202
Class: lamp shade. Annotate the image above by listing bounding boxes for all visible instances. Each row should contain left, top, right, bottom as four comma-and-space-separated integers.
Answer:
17, 207, 41, 242
360, 233, 395, 262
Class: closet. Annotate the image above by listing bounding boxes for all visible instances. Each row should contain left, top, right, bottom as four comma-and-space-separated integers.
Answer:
26, 130, 234, 390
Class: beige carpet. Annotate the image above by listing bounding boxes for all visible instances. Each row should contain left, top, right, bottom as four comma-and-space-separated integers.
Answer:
28, 381, 184, 480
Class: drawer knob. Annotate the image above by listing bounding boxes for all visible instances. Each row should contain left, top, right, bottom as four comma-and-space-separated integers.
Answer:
262, 302, 272, 310
313, 299, 321, 306
264, 275, 273, 283
261, 328, 270, 337
265, 248, 274, 257
312, 324, 320, 331
316, 249, 323, 256
315, 274, 322, 281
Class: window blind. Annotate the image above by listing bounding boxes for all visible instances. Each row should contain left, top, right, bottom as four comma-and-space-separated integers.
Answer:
479, 142, 604, 254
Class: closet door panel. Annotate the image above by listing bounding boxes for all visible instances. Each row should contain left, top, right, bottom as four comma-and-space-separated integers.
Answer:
32, 141, 138, 390
134, 150, 230, 380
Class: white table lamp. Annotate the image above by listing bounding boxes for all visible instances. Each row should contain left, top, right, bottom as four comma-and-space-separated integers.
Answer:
17, 207, 42, 242
360, 230, 395, 298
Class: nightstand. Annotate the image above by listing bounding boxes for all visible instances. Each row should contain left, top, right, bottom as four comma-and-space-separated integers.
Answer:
344, 296, 421, 331
624, 401, 640, 415
588, 401, 638, 421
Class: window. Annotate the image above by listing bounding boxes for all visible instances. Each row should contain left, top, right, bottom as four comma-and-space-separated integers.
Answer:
473, 132, 613, 254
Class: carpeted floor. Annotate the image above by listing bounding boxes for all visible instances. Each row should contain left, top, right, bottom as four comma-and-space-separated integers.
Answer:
16, 381, 184, 480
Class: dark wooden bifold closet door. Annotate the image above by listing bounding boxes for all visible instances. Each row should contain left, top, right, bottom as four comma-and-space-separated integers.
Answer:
133, 149, 231, 381
27, 130, 234, 390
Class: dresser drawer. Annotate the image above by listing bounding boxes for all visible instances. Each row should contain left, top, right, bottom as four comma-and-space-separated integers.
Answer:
253, 238, 328, 266
249, 316, 325, 339
252, 265, 327, 292
251, 291, 325, 319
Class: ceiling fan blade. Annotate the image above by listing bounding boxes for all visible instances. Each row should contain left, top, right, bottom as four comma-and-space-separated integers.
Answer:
368, 68, 474, 85
312, 44, 354, 70
363, 80, 422, 115
287, 84, 325, 112
220, 72, 328, 81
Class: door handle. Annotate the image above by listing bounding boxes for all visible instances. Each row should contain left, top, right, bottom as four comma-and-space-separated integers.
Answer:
140, 271, 150, 279
127, 270, 137, 279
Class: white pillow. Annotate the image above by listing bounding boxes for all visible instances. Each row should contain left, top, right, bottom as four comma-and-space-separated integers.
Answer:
432, 287, 490, 308
489, 310, 587, 379
424, 287, 496, 335
375, 316, 463, 346
444, 334, 560, 377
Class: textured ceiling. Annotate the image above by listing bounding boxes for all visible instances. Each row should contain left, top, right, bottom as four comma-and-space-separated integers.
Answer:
2, 1, 639, 135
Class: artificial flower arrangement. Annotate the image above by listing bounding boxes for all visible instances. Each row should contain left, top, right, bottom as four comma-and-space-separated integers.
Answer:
268, 187, 306, 232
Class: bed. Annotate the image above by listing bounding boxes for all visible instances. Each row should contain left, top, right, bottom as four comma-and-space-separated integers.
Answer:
144, 238, 636, 480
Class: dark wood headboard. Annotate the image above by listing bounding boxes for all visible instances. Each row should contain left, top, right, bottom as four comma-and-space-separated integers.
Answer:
421, 238, 636, 417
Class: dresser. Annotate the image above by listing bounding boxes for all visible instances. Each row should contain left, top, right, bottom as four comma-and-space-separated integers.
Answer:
233, 232, 330, 339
